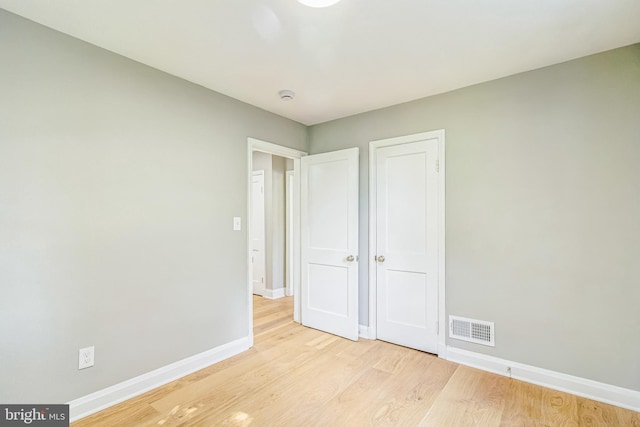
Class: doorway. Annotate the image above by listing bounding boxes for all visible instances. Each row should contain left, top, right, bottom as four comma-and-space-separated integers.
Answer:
251, 152, 292, 300
247, 139, 361, 344
247, 138, 306, 346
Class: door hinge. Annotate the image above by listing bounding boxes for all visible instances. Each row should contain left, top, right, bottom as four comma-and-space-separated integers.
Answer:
436, 159, 439, 173
262, 277, 264, 284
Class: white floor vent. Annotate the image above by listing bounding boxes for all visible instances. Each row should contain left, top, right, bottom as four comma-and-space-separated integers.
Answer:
449, 316, 495, 347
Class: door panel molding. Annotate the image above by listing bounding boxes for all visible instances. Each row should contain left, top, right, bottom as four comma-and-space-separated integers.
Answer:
368, 130, 446, 356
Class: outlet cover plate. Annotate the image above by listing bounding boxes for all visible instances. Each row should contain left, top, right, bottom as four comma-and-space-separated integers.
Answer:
79, 346, 95, 369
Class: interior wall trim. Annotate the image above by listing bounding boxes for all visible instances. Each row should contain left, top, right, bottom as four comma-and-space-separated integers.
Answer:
446, 346, 640, 412
262, 288, 286, 299
68, 336, 251, 422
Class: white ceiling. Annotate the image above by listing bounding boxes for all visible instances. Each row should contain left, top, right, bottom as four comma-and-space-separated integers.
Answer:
1, 1, 639, 125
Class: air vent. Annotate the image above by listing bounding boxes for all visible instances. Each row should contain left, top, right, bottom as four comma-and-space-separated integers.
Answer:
449, 315, 495, 346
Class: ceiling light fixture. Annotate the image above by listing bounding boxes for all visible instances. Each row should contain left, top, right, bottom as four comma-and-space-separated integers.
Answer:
297, 0, 341, 8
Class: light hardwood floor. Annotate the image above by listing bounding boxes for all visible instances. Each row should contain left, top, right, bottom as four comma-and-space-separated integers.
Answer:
74, 296, 639, 426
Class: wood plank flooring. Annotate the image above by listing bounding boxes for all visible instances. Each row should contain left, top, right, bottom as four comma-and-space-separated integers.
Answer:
73, 296, 640, 426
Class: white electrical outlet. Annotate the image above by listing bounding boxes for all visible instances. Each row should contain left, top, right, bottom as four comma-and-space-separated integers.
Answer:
78, 346, 95, 370
233, 217, 241, 231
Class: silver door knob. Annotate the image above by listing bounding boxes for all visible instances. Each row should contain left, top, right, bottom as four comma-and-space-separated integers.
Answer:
376, 255, 385, 263
346, 255, 355, 262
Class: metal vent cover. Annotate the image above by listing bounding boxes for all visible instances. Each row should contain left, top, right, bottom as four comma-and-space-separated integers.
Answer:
449, 315, 495, 346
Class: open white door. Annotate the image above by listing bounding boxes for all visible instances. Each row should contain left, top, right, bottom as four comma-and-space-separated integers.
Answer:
301, 148, 359, 341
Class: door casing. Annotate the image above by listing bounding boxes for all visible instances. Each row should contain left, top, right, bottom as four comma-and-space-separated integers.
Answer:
368, 130, 446, 357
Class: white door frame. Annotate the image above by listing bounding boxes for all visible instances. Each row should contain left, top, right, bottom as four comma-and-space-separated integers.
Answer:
368, 129, 447, 357
247, 138, 307, 347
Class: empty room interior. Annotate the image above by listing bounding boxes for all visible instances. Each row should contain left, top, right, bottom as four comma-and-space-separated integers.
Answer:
1, 1, 639, 425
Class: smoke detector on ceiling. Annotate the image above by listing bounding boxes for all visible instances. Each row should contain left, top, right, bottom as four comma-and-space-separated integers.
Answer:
279, 90, 295, 101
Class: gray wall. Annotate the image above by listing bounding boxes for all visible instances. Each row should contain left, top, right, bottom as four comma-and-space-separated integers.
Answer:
0, 10, 306, 403
309, 44, 640, 391
271, 155, 286, 291
2, 5, 638, 405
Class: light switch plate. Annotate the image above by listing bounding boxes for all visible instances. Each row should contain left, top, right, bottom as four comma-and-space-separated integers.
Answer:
233, 217, 241, 231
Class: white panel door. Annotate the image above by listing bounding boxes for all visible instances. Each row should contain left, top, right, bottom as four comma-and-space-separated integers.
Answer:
376, 139, 439, 352
301, 148, 359, 341
251, 171, 266, 296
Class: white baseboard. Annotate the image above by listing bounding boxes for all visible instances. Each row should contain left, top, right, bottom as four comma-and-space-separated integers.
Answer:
358, 324, 374, 339
446, 346, 640, 412
68, 336, 251, 422
263, 288, 285, 299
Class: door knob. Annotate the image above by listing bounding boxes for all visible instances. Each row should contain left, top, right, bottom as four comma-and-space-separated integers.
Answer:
346, 255, 355, 262
376, 255, 385, 263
